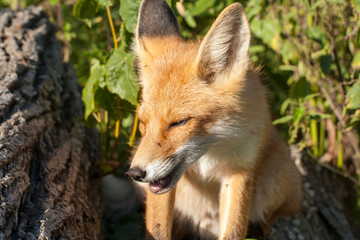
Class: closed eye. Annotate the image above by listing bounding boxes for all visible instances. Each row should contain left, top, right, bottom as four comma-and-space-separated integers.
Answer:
169, 117, 191, 129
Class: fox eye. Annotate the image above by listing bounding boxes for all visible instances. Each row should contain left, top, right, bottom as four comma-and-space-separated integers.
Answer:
169, 118, 191, 129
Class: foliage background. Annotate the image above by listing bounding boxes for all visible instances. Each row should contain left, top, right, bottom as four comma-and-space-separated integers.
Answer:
1, 0, 360, 238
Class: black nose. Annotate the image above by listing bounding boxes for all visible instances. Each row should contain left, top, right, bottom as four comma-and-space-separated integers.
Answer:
127, 168, 146, 181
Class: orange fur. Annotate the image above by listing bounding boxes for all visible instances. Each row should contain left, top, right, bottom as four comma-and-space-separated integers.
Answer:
129, 1, 302, 239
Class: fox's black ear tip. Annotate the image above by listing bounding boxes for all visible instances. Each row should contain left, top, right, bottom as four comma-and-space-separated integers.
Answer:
137, 0, 181, 39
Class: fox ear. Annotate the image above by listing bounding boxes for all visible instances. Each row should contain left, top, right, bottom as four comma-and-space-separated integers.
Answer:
136, 0, 181, 39
195, 3, 250, 84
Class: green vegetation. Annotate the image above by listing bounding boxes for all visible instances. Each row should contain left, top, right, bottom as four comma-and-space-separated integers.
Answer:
1, 0, 359, 238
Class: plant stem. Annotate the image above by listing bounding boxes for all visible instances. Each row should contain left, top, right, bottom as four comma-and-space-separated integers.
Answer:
129, 104, 139, 147
106, 6, 118, 50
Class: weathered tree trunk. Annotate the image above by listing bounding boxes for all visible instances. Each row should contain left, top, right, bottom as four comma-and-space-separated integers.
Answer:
266, 147, 357, 240
0, 7, 102, 240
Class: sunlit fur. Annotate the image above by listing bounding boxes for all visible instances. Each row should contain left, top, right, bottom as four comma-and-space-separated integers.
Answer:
130, 2, 302, 239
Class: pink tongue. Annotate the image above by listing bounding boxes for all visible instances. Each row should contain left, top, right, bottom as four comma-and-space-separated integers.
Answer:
149, 176, 171, 193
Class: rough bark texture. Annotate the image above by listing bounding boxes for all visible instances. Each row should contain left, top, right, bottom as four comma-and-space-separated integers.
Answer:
266, 147, 358, 240
0, 7, 102, 240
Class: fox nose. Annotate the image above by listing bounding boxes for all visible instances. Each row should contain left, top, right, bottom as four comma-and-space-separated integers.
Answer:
127, 168, 146, 181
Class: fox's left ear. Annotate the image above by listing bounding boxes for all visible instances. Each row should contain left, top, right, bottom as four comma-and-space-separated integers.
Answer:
196, 3, 250, 84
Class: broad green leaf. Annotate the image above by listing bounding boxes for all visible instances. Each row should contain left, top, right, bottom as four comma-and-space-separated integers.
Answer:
119, 0, 141, 33
82, 60, 105, 119
319, 54, 332, 75
105, 49, 139, 105
273, 115, 293, 125
346, 80, 360, 109
351, 51, 360, 69
73, 0, 98, 19
98, 0, 112, 6
94, 87, 116, 112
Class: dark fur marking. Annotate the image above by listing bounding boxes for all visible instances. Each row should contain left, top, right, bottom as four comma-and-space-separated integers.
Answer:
138, 0, 182, 38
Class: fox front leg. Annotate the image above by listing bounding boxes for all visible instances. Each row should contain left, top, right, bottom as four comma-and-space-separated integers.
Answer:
218, 171, 254, 240
145, 187, 176, 240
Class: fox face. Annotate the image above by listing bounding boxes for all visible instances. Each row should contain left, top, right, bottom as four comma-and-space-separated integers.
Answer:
128, 0, 253, 195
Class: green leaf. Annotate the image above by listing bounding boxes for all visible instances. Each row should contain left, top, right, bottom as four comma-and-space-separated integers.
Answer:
319, 54, 332, 75
352, 51, 360, 69
305, 26, 327, 46
273, 115, 293, 125
298, 61, 306, 77
328, 0, 345, 3
184, 11, 197, 28
279, 65, 296, 72
98, 0, 112, 6
105, 49, 139, 105
307, 111, 332, 120
346, 80, 360, 109
73, 0, 99, 19
251, 19, 281, 47
280, 98, 292, 115
293, 107, 305, 124
82, 60, 105, 119
189, 0, 216, 16
165, 0, 174, 8
304, 93, 320, 101
246, 3, 262, 20
50, 0, 60, 5
94, 87, 116, 112
280, 41, 299, 64
289, 78, 310, 99
352, 0, 360, 11
249, 45, 265, 54
119, 0, 142, 33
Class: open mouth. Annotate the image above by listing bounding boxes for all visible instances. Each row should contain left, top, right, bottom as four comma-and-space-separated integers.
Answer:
149, 174, 172, 194
148, 164, 180, 194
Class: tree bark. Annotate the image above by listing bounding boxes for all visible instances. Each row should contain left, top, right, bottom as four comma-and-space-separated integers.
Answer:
266, 147, 357, 240
0, 7, 102, 240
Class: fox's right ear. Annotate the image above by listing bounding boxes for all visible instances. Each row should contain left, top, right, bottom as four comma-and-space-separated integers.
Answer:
135, 0, 181, 50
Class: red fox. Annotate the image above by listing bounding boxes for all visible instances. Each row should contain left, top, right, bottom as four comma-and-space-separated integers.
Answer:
127, 0, 302, 239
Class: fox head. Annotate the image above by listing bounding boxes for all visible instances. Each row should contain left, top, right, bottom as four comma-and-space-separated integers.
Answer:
128, 0, 252, 194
